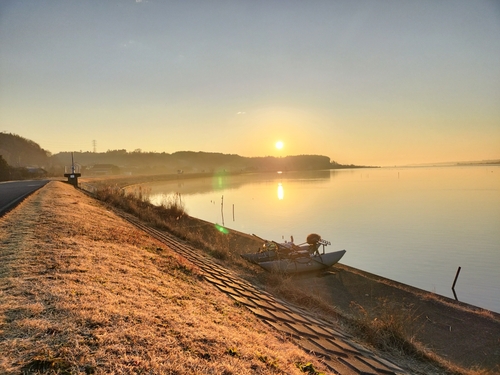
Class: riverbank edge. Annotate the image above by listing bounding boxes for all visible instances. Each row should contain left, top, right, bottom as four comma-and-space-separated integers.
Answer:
172, 210, 499, 320
189, 211, 500, 372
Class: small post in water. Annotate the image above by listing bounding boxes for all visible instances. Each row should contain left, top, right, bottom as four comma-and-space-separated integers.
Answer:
221, 195, 224, 226
452, 266, 461, 301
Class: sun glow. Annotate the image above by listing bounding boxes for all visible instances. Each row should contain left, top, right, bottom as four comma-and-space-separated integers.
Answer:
277, 183, 284, 200
275, 140, 284, 150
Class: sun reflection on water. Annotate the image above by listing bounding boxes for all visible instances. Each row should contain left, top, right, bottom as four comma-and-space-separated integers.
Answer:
277, 183, 284, 200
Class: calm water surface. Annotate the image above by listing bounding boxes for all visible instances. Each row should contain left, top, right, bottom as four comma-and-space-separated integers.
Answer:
146, 166, 500, 313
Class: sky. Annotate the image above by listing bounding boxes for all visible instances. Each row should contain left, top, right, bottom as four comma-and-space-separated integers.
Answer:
1, 0, 499, 166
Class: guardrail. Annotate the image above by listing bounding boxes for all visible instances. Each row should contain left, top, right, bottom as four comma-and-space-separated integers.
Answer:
79, 183, 97, 195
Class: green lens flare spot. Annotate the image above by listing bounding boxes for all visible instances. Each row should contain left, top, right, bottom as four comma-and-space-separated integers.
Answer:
214, 224, 229, 234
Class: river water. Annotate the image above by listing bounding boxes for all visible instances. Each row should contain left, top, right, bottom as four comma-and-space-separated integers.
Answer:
144, 165, 500, 313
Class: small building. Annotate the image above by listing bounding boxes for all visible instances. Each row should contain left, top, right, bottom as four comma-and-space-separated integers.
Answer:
89, 164, 121, 176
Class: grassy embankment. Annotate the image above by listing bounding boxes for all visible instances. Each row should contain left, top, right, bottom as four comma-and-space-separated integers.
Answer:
0, 181, 328, 374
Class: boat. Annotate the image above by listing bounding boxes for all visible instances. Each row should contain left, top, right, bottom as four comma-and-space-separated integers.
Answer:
257, 249, 346, 274
241, 233, 346, 274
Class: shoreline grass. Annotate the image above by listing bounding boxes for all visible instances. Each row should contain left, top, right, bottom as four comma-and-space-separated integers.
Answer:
94, 185, 259, 263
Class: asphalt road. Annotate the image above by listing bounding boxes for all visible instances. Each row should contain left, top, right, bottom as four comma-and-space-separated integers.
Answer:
0, 180, 49, 216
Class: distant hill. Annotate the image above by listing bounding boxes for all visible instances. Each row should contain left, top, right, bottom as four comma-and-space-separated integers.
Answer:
456, 159, 500, 166
0, 132, 376, 179
0, 132, 51, 168
402, 159, 500, 167
53, 150, 370, 175
0, 133, 53, 180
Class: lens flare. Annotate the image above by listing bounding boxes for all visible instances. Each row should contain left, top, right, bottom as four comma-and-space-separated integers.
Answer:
214, 223, 229, 234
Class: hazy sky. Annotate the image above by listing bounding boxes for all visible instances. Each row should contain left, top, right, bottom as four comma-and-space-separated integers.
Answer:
1, 1, 499, 166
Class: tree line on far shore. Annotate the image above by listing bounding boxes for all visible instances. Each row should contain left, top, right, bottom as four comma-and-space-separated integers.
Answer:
0, 132, 375, 181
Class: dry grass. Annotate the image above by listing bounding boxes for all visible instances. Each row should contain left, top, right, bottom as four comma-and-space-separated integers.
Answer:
342, 265, 500, 323
288, 278, 497, 375
93, 185, 259, 264
257, 272, 340, 321
349, 300, 496, 375
0, 181, 326, 374
348, 298, 422, 354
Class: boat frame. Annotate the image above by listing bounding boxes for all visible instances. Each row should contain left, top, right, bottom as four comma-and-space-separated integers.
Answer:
241, 234, 345, 274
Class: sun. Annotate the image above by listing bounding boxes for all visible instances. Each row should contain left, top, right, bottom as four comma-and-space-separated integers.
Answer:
275, 140, 284, 150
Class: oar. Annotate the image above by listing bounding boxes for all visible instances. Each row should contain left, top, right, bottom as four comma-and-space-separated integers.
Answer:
273, 240, 301, 251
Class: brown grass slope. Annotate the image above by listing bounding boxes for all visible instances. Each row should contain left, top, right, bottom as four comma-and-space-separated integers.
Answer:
0, 181, 326, 374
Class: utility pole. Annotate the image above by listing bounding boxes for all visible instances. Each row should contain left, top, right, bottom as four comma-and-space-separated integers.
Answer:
92, 140, 96, 153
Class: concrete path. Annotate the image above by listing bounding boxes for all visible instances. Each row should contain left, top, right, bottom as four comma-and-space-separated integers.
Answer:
121, 212, 408, 375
